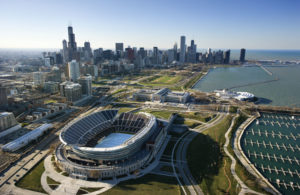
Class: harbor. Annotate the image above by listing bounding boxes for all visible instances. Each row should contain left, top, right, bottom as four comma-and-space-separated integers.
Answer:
240, 112, 300, 195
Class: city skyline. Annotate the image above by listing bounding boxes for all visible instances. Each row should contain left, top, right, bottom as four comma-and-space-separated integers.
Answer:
0, 0, 300, 50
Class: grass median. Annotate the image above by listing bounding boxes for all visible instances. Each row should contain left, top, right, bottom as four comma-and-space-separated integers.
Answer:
16, 159, 46, 193
102, 174, 180, 195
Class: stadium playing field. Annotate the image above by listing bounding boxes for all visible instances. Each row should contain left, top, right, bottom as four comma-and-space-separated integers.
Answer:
95, 133, 133, 148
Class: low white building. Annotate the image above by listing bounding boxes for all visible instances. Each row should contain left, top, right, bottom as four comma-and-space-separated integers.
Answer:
133, 88, 190, 104
2, 123, 53, 152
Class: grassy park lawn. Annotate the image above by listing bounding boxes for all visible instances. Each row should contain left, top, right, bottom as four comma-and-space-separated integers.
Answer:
16, 160, 46, 193
44, 99, 57, 104
183, 72, 203, 89
173, 118, 201, 128
187, 115, 240, 195
47, 176, 60, 190
76, 187, 103, 195
178, 112, 215, 123
118, 107, 135, 113
102, 174, 180, 195
140, 75, 182, 86
140, 109, 174, 120
47, 176, 60, 185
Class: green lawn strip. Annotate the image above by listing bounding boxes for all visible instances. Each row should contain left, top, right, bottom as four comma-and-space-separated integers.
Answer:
140, 109, 174, 120
139, 75, 182, 86
76, 187, 103, 194
16, 160, 46, 193
102, 174, 180, 195
169, 85, 184, 91
187, 115, 240, 194
62, 172, 69, 176
202, 115, 232, 146
118, 107, 135, 113
111, 88, 127, 96
44, 99, 57, 104
47, 176, 60, 185
177, 112, 214, 123
173, 118, 201, 128
183, 72, 203, 89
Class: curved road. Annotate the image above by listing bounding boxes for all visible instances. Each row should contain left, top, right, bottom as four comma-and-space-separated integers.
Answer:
172, 113, 226, 195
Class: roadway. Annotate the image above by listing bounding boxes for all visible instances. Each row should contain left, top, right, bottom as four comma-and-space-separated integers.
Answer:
172, 113, 226, 195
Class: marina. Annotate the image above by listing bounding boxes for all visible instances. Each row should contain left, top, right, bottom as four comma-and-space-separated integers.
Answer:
241, 112, 300, 195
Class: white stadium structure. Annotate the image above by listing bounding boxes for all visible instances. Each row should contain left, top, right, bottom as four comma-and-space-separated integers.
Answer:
56, 109, 167, 180
215, 89, 255, 101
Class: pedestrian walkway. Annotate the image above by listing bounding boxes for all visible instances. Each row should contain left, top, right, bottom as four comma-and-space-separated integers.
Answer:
224, 115, 264, 195
42, 155, 116, 195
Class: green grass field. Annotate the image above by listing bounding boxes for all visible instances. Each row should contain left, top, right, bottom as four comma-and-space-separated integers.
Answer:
102, 174, 180, 195
77, 187, 103, 194
44, 99, 57, 104
140, 109, 174, 120
140, 75, 182, 86
173, 118, 201, 128
118, 107, 135, 113
178, 112, 215, 123
16, 160, 46, 193
187, 115, 240, 195
183, 72, 203, 89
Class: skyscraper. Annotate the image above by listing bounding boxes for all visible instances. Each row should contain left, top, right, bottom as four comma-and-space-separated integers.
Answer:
167, 49, 175, 63
153, 47, 159, 64
240, 48, 246, 63
83, 41, 93, 62
67, 26, 77, 61
224, 50, 231, 64
115, 43, 124, 53
173, 43, 177, 61
187, 40, 197, 63
138, 47, 146, 58
68, 60, 80, 82
62, 39, 68, 63
180, 36, 186, 63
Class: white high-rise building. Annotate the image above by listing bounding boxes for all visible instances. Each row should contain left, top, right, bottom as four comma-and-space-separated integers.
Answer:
78, 75, 92, 96
180, 36, 186, 63
33, 72, 45, 86
68, 60, 80, 82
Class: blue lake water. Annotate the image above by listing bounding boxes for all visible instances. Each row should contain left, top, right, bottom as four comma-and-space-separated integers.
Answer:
95, 133, 133, 148
193, 65, 300, 107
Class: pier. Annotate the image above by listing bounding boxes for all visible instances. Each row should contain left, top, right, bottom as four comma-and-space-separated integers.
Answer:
244, 139, 298, 152
227, 78, 279, 90
246, 151, 299, 165
257, 63, 273, 76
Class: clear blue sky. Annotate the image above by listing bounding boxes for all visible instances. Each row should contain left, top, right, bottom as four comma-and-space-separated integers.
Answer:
0, 0, 299, 50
